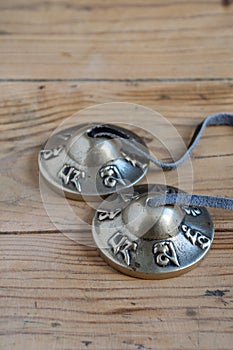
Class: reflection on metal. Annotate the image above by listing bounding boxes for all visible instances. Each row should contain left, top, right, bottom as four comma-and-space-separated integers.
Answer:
59, 164, 85, 193
108, 231, 138, 266
39, 124, 149, 200
153, 241, 180, 267
92, 184, 214, 279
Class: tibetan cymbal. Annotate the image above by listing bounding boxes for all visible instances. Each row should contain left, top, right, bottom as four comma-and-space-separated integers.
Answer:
39, 123, 150, 200
92, 184, 214, 279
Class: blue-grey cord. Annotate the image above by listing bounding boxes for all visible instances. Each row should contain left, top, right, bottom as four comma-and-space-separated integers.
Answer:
131, 112, 233, 211
130, 112, 233, 170
147, 192, 233, 211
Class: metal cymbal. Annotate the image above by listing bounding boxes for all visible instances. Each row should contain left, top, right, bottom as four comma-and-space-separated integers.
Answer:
39, 123, 150, 200
92, 184, 214, 279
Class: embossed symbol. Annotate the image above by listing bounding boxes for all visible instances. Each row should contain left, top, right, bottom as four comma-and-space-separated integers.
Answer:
57, 133, 71, 141
181, 224, 211, 250
108, 232, 138, 266
97, 209, 121, 221
153, 241, 180, 267
182, 206, 201, 217
59, 164, 85, 192
40, 146, 63, 160
121, 151, 147, 170
99, 165, 126, 188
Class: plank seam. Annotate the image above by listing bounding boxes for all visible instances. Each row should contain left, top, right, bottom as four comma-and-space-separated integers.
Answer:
0, 78, 233, 83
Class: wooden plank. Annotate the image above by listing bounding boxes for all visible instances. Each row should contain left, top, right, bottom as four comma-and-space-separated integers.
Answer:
1, 81, 233, 233
0, 1, 233, 349
0, 0, 232, 79
0, 233, 232, 350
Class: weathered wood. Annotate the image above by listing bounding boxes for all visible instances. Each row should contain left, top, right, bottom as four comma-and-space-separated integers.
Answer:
0, 1, 233, 79
1, 81, 232, 233
0, 1, 233, 349
0, 233, 232, 350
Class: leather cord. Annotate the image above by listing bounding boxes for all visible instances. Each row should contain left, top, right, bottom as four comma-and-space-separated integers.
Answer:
130, 112, 233, 210
147, 192, 233, 210
128, 112, 233, 171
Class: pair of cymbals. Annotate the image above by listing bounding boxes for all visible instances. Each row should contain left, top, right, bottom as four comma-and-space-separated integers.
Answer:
39, 123, 214, 279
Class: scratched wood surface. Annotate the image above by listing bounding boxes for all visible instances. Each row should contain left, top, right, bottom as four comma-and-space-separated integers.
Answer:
0, 1, 233, 350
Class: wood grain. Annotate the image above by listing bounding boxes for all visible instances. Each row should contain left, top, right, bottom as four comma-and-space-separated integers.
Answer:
0, 233, 232, 350
0, 1, 233, 349
0, 1, 233, 79
1, 81, 232, 233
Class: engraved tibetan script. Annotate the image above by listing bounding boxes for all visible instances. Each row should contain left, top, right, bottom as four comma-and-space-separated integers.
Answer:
181, 224, 211, 250
40, 146, 63, 160
182, 206, 201, 217
99, 165, 126, 188
97, 209, 121, 221
59, 164, 85, 192
121, 151, 147, 170
57, 133, 71, 141
153, 241, 180, 267
108, 232, 137, 266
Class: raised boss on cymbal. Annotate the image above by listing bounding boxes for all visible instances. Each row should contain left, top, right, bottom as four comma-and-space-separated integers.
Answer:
39, 123, 150, 200
92, 184, 214, 279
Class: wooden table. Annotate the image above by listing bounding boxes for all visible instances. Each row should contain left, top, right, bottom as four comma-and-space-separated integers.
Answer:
0, 1, 233, 349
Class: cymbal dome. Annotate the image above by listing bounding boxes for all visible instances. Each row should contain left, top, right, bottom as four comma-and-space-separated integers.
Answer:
66, 129, 122, 167
122, 193, 185, 239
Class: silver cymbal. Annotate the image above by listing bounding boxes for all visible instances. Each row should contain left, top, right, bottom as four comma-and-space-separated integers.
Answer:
39, 123, 150, 200
92, 184, 214, 279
